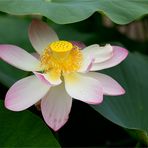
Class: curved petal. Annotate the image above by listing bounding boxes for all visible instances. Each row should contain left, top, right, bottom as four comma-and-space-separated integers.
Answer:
41, 84, 72, 131
29, 19, 59, 55
34, 71, 62, 86
90, 46, 128, 71
82, 44, 113, 63
0, 45, 41, 71
78, 55, 94, 73
86, 72, 125, 95
5, 75, 50, 111
64, 73, 103, 104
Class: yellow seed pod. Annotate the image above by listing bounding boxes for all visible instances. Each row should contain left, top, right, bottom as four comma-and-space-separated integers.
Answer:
50, 41, 73, 52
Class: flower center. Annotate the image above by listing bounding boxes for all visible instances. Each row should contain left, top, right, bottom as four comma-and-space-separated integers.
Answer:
40, 40, 83, 75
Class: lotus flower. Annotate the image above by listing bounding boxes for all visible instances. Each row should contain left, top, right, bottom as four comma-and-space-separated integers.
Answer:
0, 20, 128, 131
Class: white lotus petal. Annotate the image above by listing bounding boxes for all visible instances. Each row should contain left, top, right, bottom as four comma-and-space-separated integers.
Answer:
41, 84, 72, 131
86, 72, 125, 95
0, 45, 41, 71
29, 19, 59, 54
5, 75, 50, 111
64, 73, 103, 104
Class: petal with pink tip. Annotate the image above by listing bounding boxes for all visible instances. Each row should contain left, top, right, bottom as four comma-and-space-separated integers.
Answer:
82, 44, 113, 63
29, 19, 59, 55
5, 75, 50, 111
90, 46, 128, 71
64, 73, 103, 104
41, 84, 72, 131
86, 72, 125, 95
0, 45, 41, 71
34, 71, 62, 86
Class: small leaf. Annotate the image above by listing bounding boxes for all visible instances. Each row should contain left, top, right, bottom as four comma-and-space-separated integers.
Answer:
127, 129, 148, 145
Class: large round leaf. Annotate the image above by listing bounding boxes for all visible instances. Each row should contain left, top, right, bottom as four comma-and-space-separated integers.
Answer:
0, 0, 147, 24
91, 52, 148, 134
0, 100, 60, 147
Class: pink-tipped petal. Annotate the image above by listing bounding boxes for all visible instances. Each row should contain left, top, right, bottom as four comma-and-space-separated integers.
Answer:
82, 44, 113, 63
64, 73, 103, 104
71, 41, 86, 49
34, 72, 62, 86
0, 45, 41, 71
29, 19, 59, 55
41, 84, 72, 131
5, 75, 50, 111
91, 46, 128, 71
86, 72, 125, 96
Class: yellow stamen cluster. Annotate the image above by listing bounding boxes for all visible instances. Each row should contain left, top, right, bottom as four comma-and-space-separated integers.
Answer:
40, 41, 83, 75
